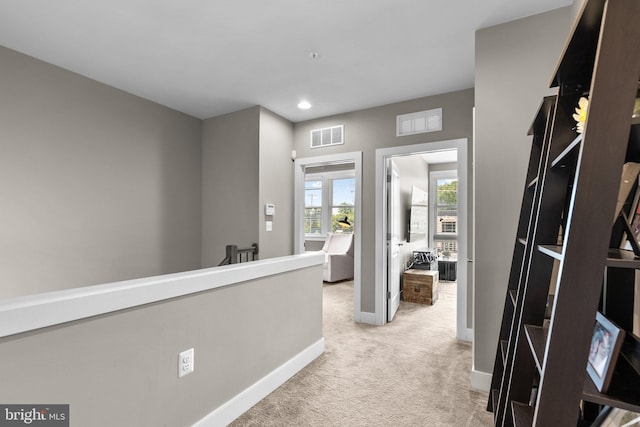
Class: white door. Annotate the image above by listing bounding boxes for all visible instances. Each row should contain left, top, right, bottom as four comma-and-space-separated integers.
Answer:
388, 161, 402, 322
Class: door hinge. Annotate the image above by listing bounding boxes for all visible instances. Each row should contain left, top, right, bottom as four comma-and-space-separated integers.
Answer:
387, 291, 391, 299
386, 174, 392, 183
386, 233, 391, 241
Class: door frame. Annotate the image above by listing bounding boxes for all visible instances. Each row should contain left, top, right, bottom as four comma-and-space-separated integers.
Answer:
388, 160, 402, 322
375, 139, 472, 341
294, 151, 363, 322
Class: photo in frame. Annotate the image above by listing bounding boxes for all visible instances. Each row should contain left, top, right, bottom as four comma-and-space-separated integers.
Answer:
592, 406, 640, 427
587, 312, 626, 393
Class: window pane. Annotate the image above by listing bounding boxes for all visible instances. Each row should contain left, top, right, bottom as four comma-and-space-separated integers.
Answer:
436, 178, 457, 205
305, 180, 322, 208
436, 206, 457, 234
435, 240, 457, 258
305, 208, 322, 235
332, 178, 355, 206
331, 207, 354, 233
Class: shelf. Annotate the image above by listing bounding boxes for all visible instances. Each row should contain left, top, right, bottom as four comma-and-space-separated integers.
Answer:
524, 325, 548, 373
551, 134, 582, 168
527, 176, 539, 189
511, 401, 534, 427
582, 334, 640, 411
537, 246, 640, 267
605, 249, 640, 269
538, 245, 563, 260
582, 357, 640, 413
518, 237, 527, 246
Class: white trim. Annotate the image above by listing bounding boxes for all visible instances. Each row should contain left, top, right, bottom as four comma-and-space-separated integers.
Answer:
294, 152, 362, 324
375, 139, 470, 342
193, 338, 325, 427
470, 369, 492, 392
0, 252, 324, 338
358, 311, 378, 325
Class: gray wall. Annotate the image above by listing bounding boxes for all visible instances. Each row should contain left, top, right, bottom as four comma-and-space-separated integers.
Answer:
259, 108, 295, 259
0, 45, 203, 299
0, 265, 323, 427
293, 88, 474, 313
474, 7, 571, 374
201, 107, 261, 267
201, 107, 294, 266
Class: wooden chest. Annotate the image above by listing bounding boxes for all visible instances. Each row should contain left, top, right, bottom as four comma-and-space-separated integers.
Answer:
402, 269, 439, 305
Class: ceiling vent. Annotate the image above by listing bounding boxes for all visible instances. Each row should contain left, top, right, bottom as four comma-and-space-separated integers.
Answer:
396, 108, 442, 136
310, 125, 344, 148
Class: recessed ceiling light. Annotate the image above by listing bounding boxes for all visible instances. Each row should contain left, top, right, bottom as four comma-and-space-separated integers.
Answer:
298, 100, 312, 110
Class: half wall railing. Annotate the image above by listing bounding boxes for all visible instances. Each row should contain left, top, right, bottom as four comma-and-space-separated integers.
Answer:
218, 243, 259, 266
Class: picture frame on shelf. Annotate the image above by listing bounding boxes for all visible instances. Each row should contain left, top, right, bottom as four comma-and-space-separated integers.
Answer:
587, 312, 626, 393
592, 406, 640, 427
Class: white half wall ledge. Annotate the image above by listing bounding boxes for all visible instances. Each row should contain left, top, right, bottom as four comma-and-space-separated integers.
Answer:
0, 252, 324, 338
193, 338, 325, 427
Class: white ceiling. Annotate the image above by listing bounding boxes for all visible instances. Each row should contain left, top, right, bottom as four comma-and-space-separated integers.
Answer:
422, 150, 457, 165
0, 0, 572, 123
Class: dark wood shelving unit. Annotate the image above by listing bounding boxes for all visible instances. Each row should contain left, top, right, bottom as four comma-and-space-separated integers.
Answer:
523, 325, 547, 372
487, 0, 640, 425
511, 402, 534, 427
550, 135, 582, 168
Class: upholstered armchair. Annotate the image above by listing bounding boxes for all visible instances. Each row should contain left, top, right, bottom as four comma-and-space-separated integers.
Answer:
321, 233, 354, 282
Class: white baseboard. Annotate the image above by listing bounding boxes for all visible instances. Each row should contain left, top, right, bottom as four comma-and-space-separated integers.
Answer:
358, 311, 377, 325
457, 327, 473, 343
470, 369, 492, 392
193, 338, 325, 427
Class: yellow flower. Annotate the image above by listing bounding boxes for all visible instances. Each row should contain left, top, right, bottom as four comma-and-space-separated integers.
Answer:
573, 96, 589, 133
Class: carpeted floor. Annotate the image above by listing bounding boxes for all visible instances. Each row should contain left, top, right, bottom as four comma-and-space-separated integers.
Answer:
231, 280, 493, 426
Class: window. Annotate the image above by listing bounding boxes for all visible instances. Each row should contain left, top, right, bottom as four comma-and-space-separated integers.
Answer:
430, 171, 458, 258
304, 180, 323, 235
304, 171, 355, 237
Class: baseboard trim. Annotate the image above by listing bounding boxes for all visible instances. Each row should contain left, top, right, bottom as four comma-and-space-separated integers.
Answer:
193, 338, 325, 427
358, 311, 377, 325
470, 369, 492, 392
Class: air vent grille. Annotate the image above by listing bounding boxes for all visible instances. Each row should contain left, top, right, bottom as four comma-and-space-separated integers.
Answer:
396, 108, 442, 136
310, 125, 344, 148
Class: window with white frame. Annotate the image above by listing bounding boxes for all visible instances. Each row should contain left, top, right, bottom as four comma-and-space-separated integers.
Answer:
304, 170, 355, 237
429, 170, 458, 258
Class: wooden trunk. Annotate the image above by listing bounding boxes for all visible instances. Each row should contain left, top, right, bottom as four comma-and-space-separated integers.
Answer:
402, 269, 439, 305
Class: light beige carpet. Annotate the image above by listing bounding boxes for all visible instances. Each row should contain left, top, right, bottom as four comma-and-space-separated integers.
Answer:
231, 280, 493, 426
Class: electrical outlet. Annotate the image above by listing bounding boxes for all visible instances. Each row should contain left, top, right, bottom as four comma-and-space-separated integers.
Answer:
178, 348, 194, 378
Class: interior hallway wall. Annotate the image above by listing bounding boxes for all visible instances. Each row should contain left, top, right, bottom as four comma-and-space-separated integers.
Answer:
201, 107, 260, 267
0, 45, 203, 299
474, 7, 571, 377
202, 107, 294, 266
293, 88, 474, 315
259, 108, 295, 259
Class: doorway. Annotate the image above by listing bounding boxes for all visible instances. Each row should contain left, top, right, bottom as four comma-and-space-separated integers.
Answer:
294, 151, 363, 322
375, 139, 472, 341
